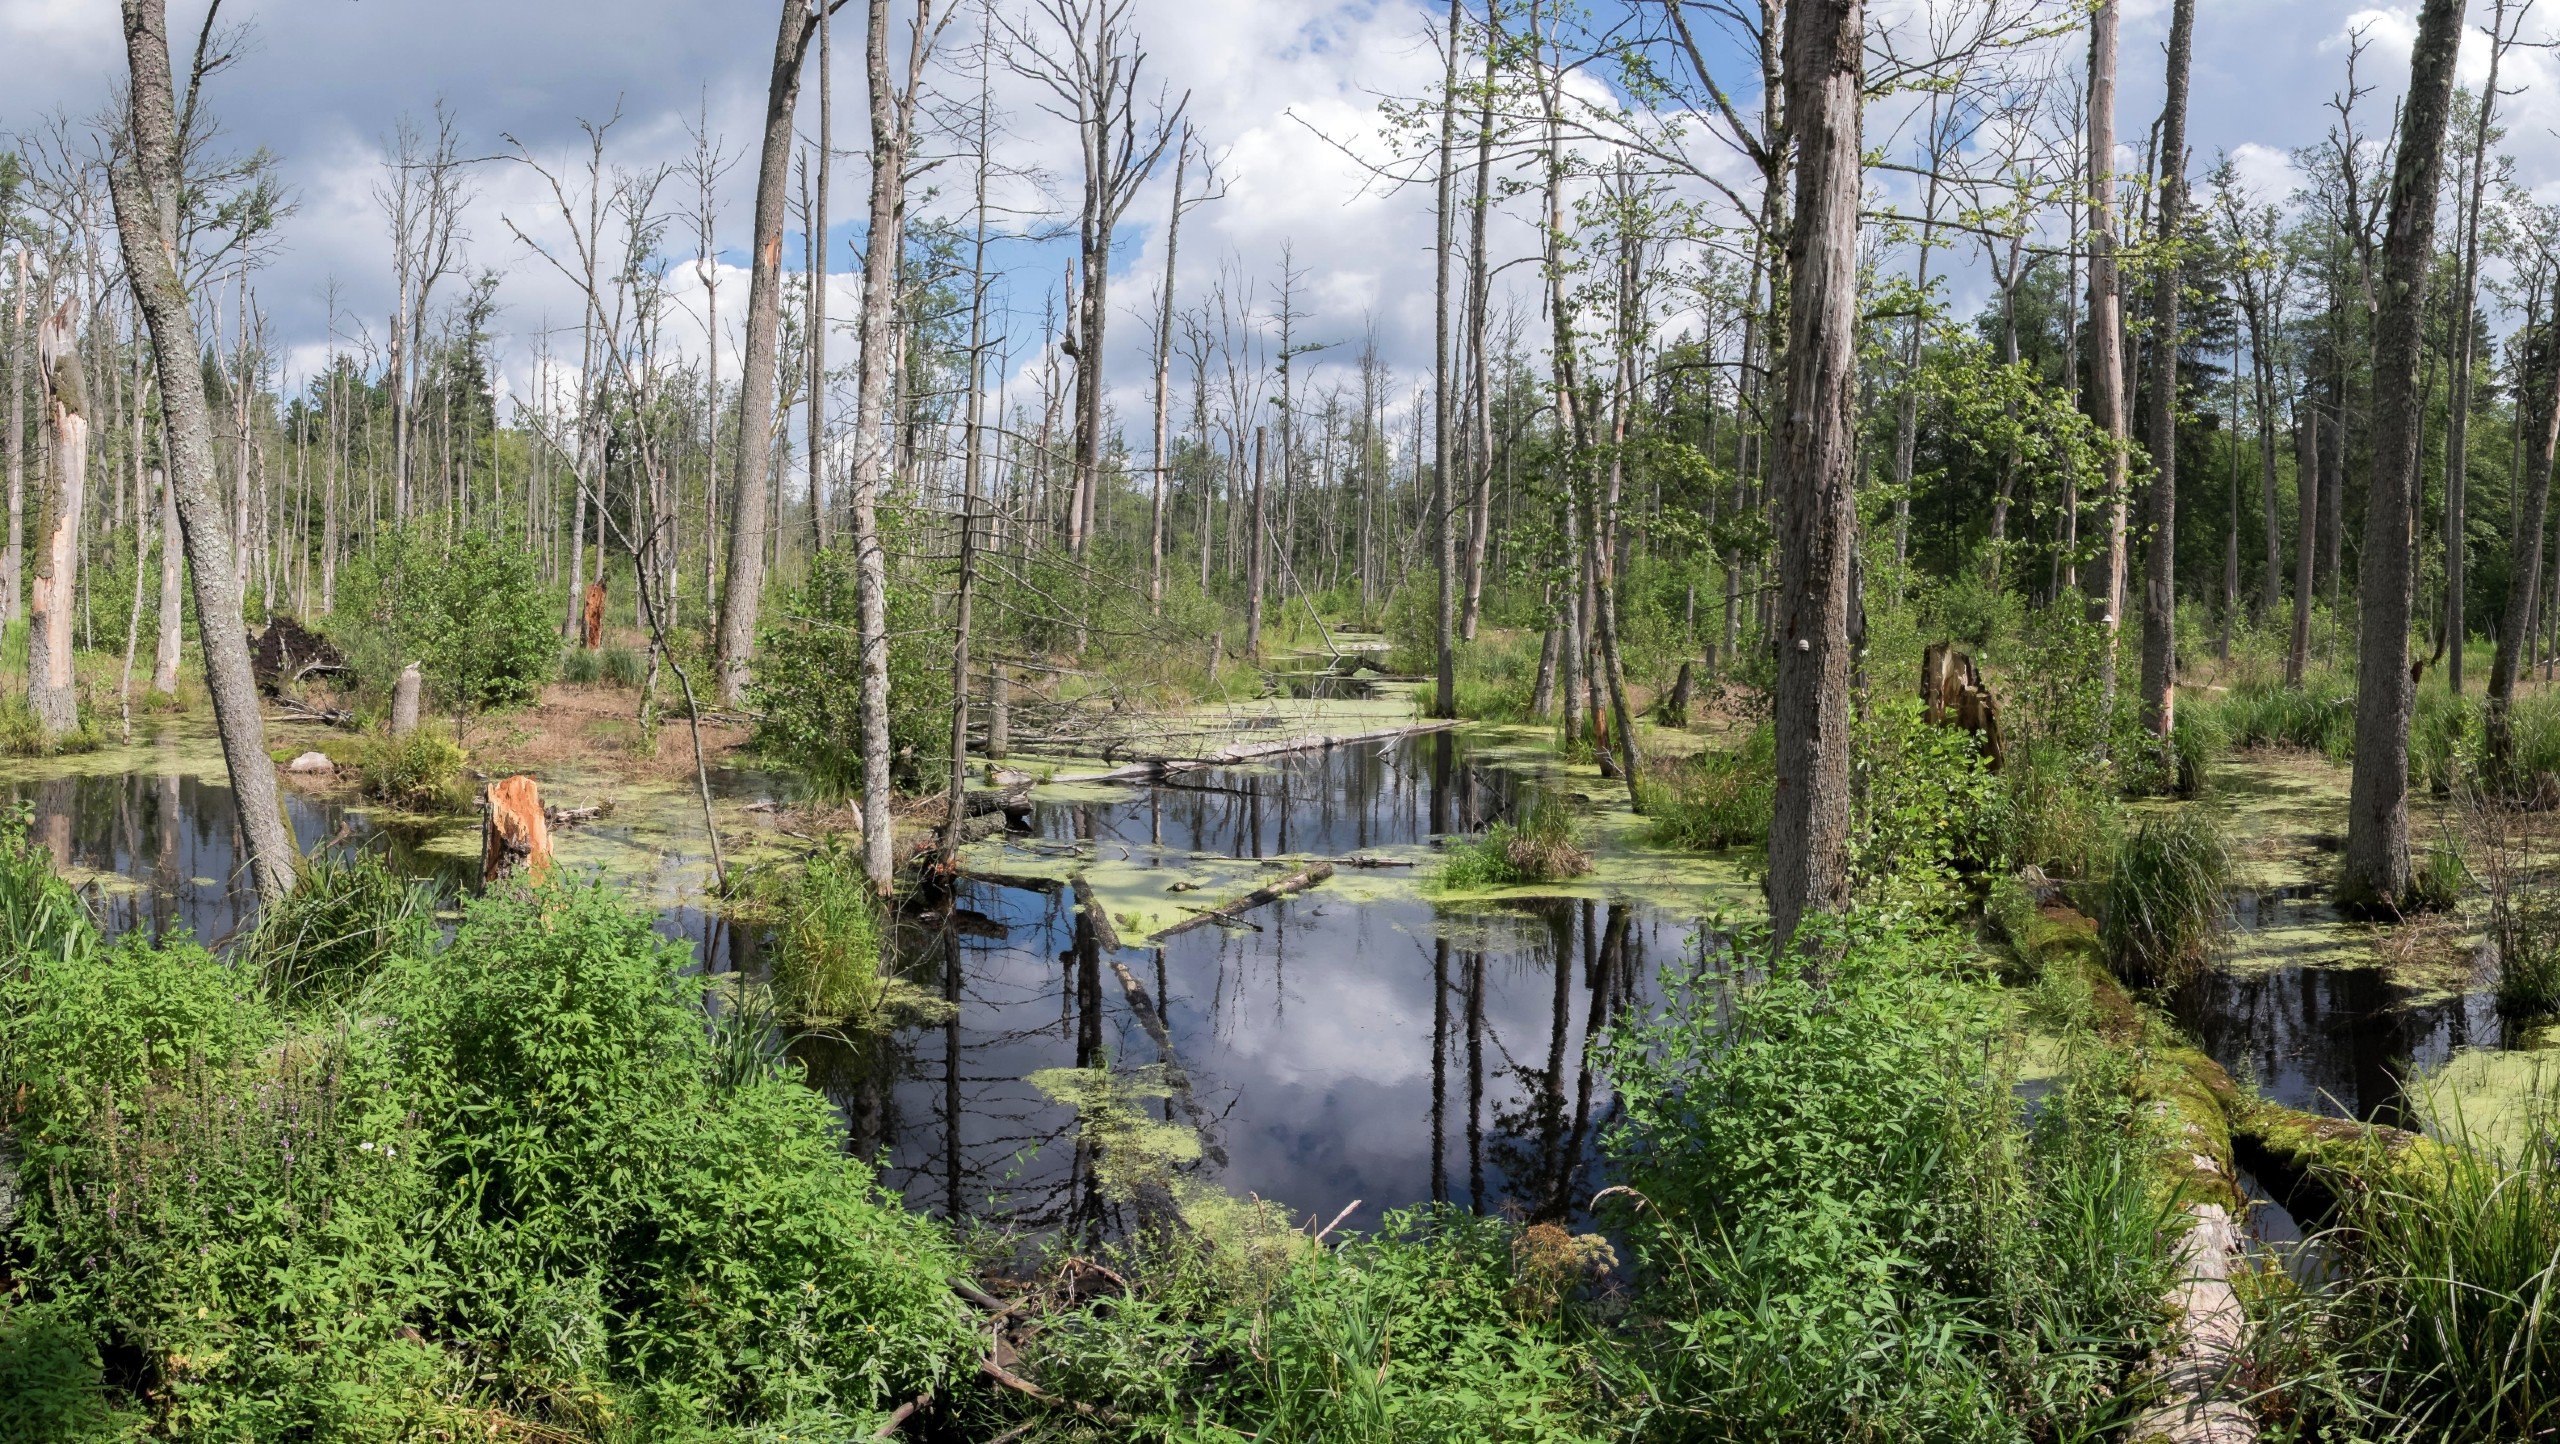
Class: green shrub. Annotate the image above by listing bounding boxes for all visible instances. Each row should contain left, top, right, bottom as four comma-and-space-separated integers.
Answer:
334, 522, 556, 716
2410, 688, 2479, 795
1852, 697, 2007, 915
397, 882, 977, 1426
352, 725, 470, 812
2493, 884, 2560, 1017
2099, 812, 2231, 988
743, 840, 941, 1027
559, 644, 604, 685
2205, 676, 2356, 759
0, 1303, 140, 1442
2005, 738, 2119, 881
600, 643, 644, 688
1599, 913, 2175, 1439
1644, 724, 1775, 850
752, 540, 952, 798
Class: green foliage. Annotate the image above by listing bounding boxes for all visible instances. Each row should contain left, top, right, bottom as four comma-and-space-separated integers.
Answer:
1432, 793, 1591, 891
351, 724, 469, 812
2098, 812, 2231, 988
2492, 882, 2560, 1017
2003, 737, 2120, 881
559, 644, 604, 685
0, 1303, 144, 1442
752, 540, 952, 798
601, 643, 644, 688
2410, 831, 2467, 915
334, 522, 556, 715
1852, 697, 2007, 916
1644, 724, 1775, 850
0, 842, 978, 1438
1008, 1209, 1610, 1443
247, 851, 439, 1007
0, 694, 106, 756
742, 840, 942, 1027
2273, 1102, 2560, 1437
1599, 914, 2175, 1441
395, 882, 976, 1427
2202, 676, 2356, 760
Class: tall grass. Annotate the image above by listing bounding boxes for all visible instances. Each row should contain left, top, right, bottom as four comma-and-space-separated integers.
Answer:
247, 851, 439, 1007
1432, 793, 1590, 891
2099, 812, 2231, 988
2202, 677, 2356, 760
1643, 724, 1775, 850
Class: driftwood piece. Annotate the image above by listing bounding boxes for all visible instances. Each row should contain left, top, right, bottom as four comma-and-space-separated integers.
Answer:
544, 801, 612, 830
481, 775, 554, 883
1920, 641, 2006, 771
390, 662, 423, 736
2124, 1204, 2257, 1444
1149, 862, 1334, 941
958, 867, 1064, 895
581, 579, 608, 650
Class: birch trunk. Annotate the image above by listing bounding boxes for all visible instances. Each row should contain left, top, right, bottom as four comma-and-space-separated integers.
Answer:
2087, 0, 2129, 711
2138, 0, 2194, 742
30, 300, 84, 739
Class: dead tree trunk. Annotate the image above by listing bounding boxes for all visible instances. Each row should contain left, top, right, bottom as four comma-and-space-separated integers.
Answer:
29, 299, 85, 740
2138, 0, 2194, 743
2343, 0, 2465, 914
481, 775, 554, 882
2087, 0, 2129, 712
715, 0, 820, 704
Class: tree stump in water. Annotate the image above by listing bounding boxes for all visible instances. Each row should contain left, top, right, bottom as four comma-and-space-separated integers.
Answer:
581, 579, 608, 650
1920, 642, 2006, 771
390, 662, 423, 737
481, 775, 554, 882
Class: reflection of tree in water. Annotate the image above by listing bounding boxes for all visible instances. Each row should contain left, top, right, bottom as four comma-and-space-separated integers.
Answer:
1473, 900, 1640, 1222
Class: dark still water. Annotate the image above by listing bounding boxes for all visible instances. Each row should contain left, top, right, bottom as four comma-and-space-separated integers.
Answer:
1, 726, 1712, 1235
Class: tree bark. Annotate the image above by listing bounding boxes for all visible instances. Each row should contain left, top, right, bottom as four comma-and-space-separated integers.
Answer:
2138, 0, 2194, 741
716, 0, 818, 704
153, 437, 182, 695
2087, 0, 2129, 711
30, 299, 85, 739
2443, 6, 2509, 696
2489, 333, 2559, 784
1430, 0, 1462, 720
110, 0, 299, 903
1766, 0, 1864, 947
4, 250, 23, 627
2343, 0, 2464, 914
1149, 139, 1187, 611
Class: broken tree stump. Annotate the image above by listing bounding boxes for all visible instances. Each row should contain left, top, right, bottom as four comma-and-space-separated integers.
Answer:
1920, 641, 2006, 771
1656, 660, 1695, 728
390, 662, 423, 737
1149, 862, 1334, 941
581, 579, 608, 650
481, 775, 554, 883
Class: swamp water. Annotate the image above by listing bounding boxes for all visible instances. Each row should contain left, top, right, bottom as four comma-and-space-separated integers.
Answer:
0, 721, 1738, 1236
16, 723, 2551, 1246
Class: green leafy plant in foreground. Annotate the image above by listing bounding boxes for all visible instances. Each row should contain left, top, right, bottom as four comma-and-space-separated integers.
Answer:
2099, 811, 2232, 988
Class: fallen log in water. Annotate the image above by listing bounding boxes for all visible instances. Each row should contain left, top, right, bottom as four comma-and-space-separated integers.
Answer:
544, 802, 612, 829
1070, 876, 1126, 952
1050, 719, 1458, 786
1109, 957, 1229, 1167
1149, 862, 1334, 941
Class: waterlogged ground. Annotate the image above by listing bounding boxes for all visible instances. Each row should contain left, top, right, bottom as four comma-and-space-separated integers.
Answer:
2180, 753, 2557, 1145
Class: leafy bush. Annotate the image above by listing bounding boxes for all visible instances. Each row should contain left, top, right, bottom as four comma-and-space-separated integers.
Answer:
334, 522, 556, 716
396, 882, 977, 1427
741, 840, 942, 1027
1852, 697, 2007, 915
1599, 914, 2175, 1440
752, 540, 952, 798
0, 1303, 141, 1442
1644, 724, 1775, 850
352, 724, 469, 812
2099, 812, 2231, 988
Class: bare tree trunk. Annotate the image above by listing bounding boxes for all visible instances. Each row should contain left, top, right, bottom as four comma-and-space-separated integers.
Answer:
4, 251, 23, 628
1459, 1, 1499, 640
1430, 0, 1462, 719
111, 0, 298, 902
30, 300, 85, 739
2087, 0, 2129, 712
153, 441, 181, 695
1149, 137, 1189, 611
716, 0, 818, 703
808, 0, 833, 553
2443, 2, 2510, 696
2489, 334, 2559, 782
2138, 0, 2194, 742
849, 0, 938, 892
1245, 426, 1267, 655
2343, 0, 2463, 914
2287, 405, 2318, 685
1767, 0, 1863, 945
